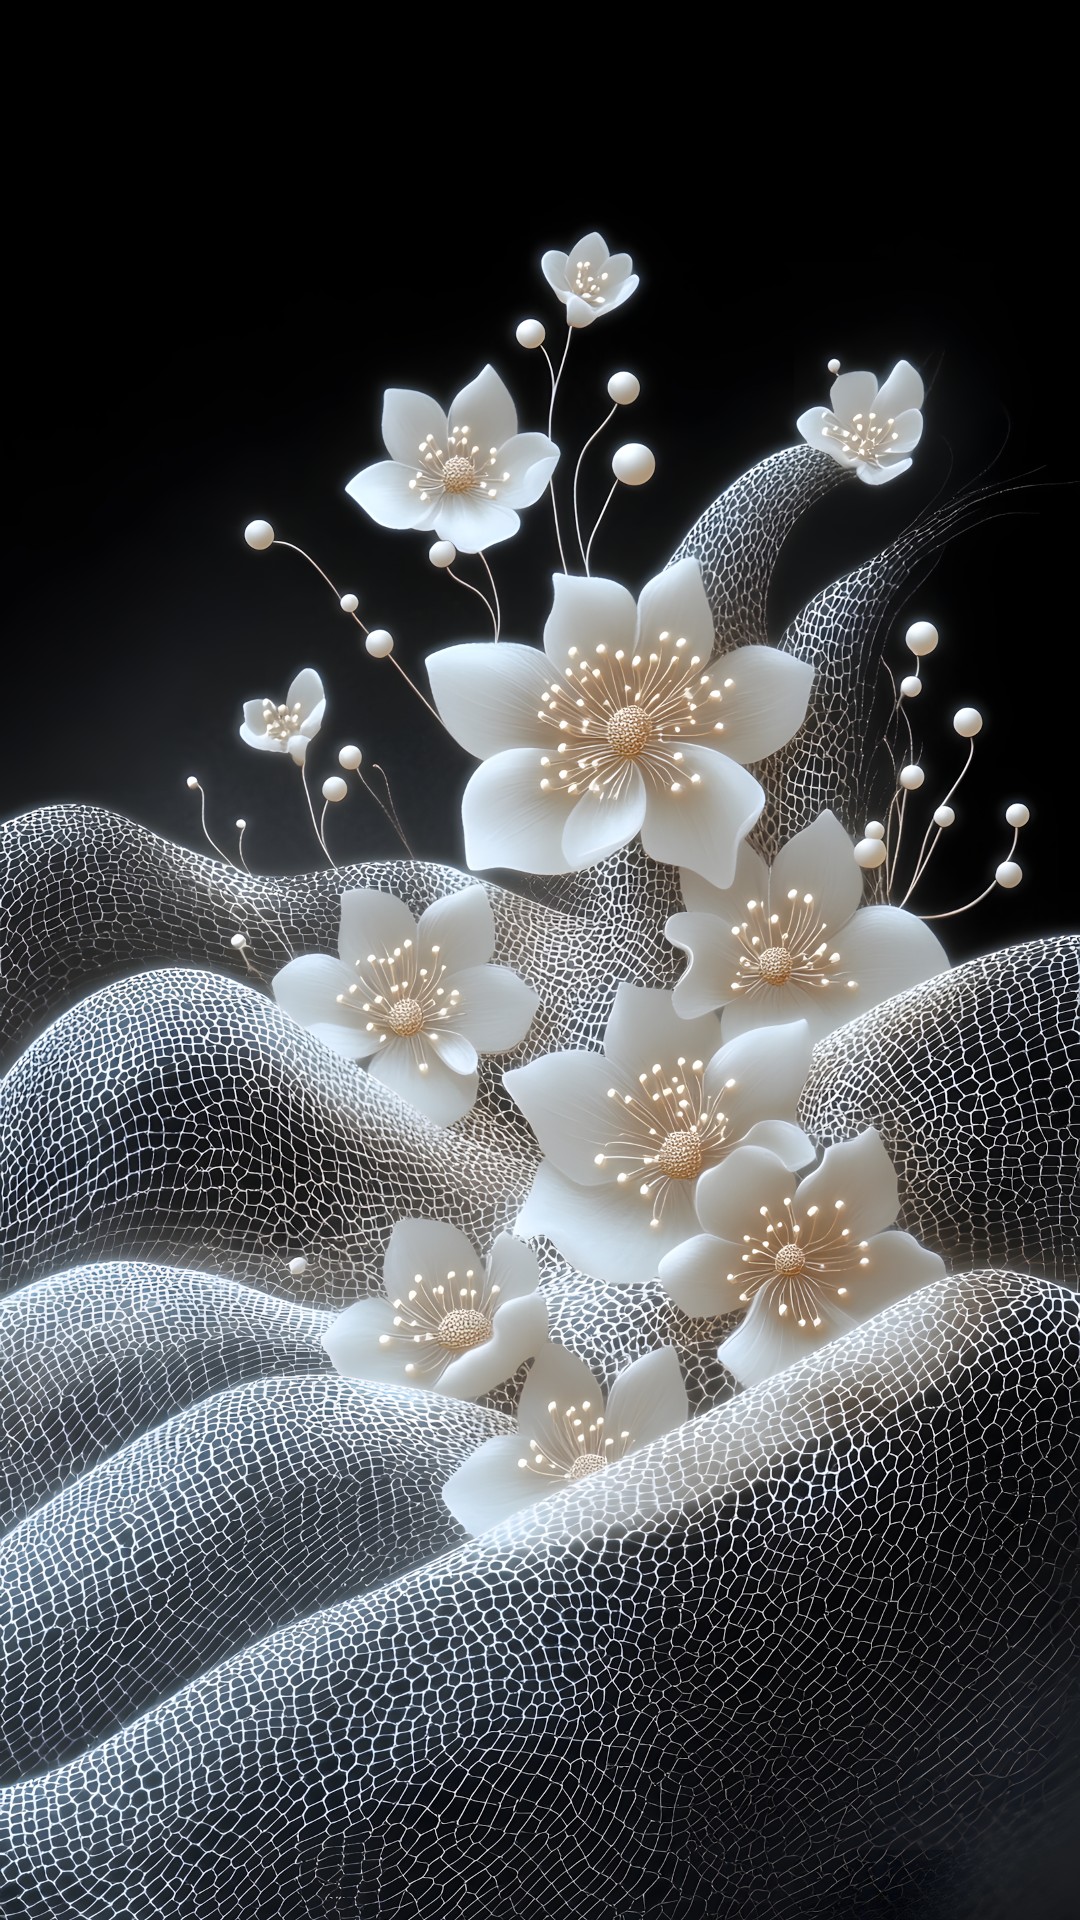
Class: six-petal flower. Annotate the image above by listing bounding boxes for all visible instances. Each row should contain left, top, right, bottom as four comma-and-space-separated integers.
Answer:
239, 668, 325, 767
797, 361, 924, 485
540, 230, 639, 327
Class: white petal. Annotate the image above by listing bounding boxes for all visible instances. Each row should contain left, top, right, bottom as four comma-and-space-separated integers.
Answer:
504, 1050, 622, 1187
285, 667, 325, 722
717, 1288, 856, 1388
379, 387, 448, 466
543, 572, 637, 673
828, 905, 949, 1025
562, 766, 647, 867
565, 294, 598, 328
495, 432, 561, 509
382, 1217, 482, 1303
427, 1028, 478, 1075
448, 965, 538, 1053
796, 406, 838, 455
519, 1340, 605, 1439
738, 1119, 815, 1170
239, 724, 281, 752
711, 647, 815, 765
658, 1232, 741, 1318
666, 911, 745, 1018
322, 1296, 407, 1383
368, 1038, 477, 1126
441, 1434, 549, 1536
271, 955, 378, 1058
795, 1129, 898, 1241
606, 1347, 688, 1451
706, 1020, 812, 1135
448, 364, 517, 450
847, 1230, 945, 1320
337, 889, 417, 970
886, 408, 924, 454
679, 837, 770, 916
298, 700, 326, 741
719, 988, 830, 1043
602, 982, 722, 1083
426, 642, 553, 760
693, 1145, 793, 1243
417, 885, 495, 971
433, 493, 521, 553
566, 231, 611, 269
636, 557, 714, 658
438, 1291, 549, 1400
515, 1160, 700, 1286
857, 457, 912, 486
602, 274, 638, 313
770, 810, 863, 934
485, 1232, 541, 1304
639, 745, 765, 890
873, 360, 924, 417
288, 735, 310, 766
540, 248, 569, 291
461, 749, 575, 875
345, 459, 429, 530
241, 697, 269, 735
828, 370, 879, 423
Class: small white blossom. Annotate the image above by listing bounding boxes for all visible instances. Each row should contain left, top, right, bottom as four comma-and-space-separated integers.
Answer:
272, 884, 538, 1127
239, 668, 325, 767
659, 1130, 945, 1388
797, 361, 924, 485
324, 1219, 548, 1402
442, 1341, 688, 1535
541, 231, 638, 327
345, 364, 559, 553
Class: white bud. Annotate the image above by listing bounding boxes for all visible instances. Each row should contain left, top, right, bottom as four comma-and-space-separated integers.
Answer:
854, 837, 888, 868
905, 620, 939, 657
244, 519, 275, 550
338, 745, 363, 771
864, 821, 886, 841
607, 371, 640, 405
366, 629, 394, 658
230, 933, 248, 950
516, 318, 546, 348
612, 442, 655, 486
827, 357, 842, 374
995, 860, 1023, 889
953, 707, 983, 738
287, 734, 308, 762
899, 764, 925, 790
322, 776, 348, 803
235, 818, 246, 830
185, 775, 199, 789
288, 1256, 308, 1277
934, 805, 956, 828
428, 540, 457, 568
900, 675, 922, 698
1005, 802, 1030, 829
339, 593, 359, 614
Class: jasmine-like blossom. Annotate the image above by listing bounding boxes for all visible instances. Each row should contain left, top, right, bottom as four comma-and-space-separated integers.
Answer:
272, 884, 538, 1127
666, 810, 949, 1041
239, 668, 325, 766
540, 231, 639, 327
427, 559, 814, 887
659, 1130, 945, 1388
442, 1341, 687, 1534
345, 364, 559, 552
797, 361, 924, 485
323, 1218, 548, 1401
505, 983, 814, 1286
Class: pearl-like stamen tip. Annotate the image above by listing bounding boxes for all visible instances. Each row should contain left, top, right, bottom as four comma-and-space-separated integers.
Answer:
934, 804, 956, 828
995, 860, 1023, 888
854, 837, 888, 869
339, 592, 359, 614
366, 629, 395, 658
1005, 802, 1030, 828
905, 620, 939, 657
953, 706, 983, 738
900, 675, 922, 698
607, 371, 640, 405
322, 776, 348, 803
230, 933, 247, 949
244, 519, 275, 550
338, 745, 363, 771
428, 540, 457, 568
827, 357, 841, 374
185, 776, 199, 789
516, 318, 546, 349
612, 442, 655, 485
899, 764, 924, 790
864, 821, 886, 841
288, 1256, 308, 1276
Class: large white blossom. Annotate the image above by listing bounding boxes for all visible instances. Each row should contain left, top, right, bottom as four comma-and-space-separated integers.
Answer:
797, 361, 924, 485
505, 984, 814, 1286
666, 810, 949, 1042
323, 1218, 548, 1401
442, 1341, 688, 1535
659, 1130, 945, 1388
540, 231, 638, 327
427, 559, 814, 888
345, 364, 559, 552
239, 668, 325, 767
272, 884, 538, 1127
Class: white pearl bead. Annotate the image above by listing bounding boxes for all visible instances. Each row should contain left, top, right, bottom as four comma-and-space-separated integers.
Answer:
516, 319, 546, 349
321, 776, 348, 803
995, 860, 1023, 889
933, 805, 955, 828
428, 540, 457, 568
864, 821, 886, 841
185, 776, 199, 789
612, 443, 655, 485
900, 675, 922, 698
244, 520, 275, 550
288, 1256, 308, 1276
607, 371, 640, 405
339, 593, 359, 614
905, 620, 939, 657
827, 358, 841, 375
1005, 803, 1030, 828
854, 837, 888, 868
899, 764, 925, 790
366, 630, 395, 658
338, 745, 363, 771
235, 819, 246, 830
953, 707, 983, 737
230, 933, 247, 949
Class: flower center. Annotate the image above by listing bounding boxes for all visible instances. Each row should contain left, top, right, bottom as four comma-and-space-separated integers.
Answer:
570, 257, 610, 307
656, 1129, 704, 1180
441, 454, 477, 495
821, 409, 903, 465
336, 934, 461, 1065
724, 1194, 870, 1328
568, 1452, 608, 1480
435, 1306, 494, 1352
773, 1242, 806, 1276
729, 892, 857, 1003
535, 636, 730, 802
606, 704, 652, 758
758, 944, 795, 986
262, 698, 303, 743
410, 425, 508, 506
594, 1058, 732, 1227
386, 995, 425, 1037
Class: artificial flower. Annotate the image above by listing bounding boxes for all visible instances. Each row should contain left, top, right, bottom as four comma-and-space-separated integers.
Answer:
345, 364, 559, 552
442, 1341, 688, 1534
659, 1130, 945, 1387
323, 1218, 548, 1401
427, 559, 814, 887
541, 231, 638, 327
797, 361, 924, 485
505, 984, 814, 1286
239, 667, 325, 767
272, 884, 538, 1127
666, 810, 949, 1041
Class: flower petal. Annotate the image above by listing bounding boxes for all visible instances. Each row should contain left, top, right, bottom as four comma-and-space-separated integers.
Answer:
562, 765, 647, 868
602, 275, 638, 314
606, 1347, 688, 1451
873, 360, 924, 418
717, 1288, 857, 1389
636, 557, 715, 658
337, 889, 417, 970
504, 1049, 622, 1187
857, 457, 913, 486
680, 838, 770, 917
565, 295, 598, 328
519, 1340, 605, 1438
427, 1028, 479, 1076
382, 1217, 482, 1303
368, 1038, 478, 1127
322, 1296, 406, 1383
602, 982, 722, 1083
448, 364, 518, 450
770, 810, 863, 934
426, 642, 553, 760
828, 370, 879, 423
739, 1119, 815, 1170
667, 911, 746, 1019
485, 1232, 541, 1304
543, 572, 638, 673
461, 749, 575, 875
693, 1144, 793, 1243
242, 698, 269, 734
847, 1229, 945, 1320
639, 745, 765, 891
796, 406, 837, 454
239, 724, 280, 752
438, 1291, 549, 1400
345, 459, 429, 530
496, 432, 561, 509
298, 700, 326, 741
287, 666, 325, 719
516, 1160, 700, 1286
566, 232, 611, 270
829, 904, 949, 1023
706, 1019, 812, 1135
433, 493, 521, 553
886, 408, 924, 454
658, 1233, 741, 1318
448, 965, 538, 1053
379, 387, 448, 466
272, 955, 379, 1058
441, 1433, 548, 1536
795, 1129, 898, 1242
711, 646, 814, 765
540, 248, 569, 291
417, 885, 495, 971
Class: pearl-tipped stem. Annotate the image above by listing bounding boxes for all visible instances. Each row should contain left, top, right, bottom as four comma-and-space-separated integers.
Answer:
446, 566, 499, 638
899, 738, 975, 907
235, 819, 251, 874
573, 402, 617, 574
478, 550, 502, 644
386, 653, 444, 725
269, 539, 371, 637
186, 778, 236, 867
299, 760, 334, 866
584, 480, 619, 573
357, 762, 413, 855
920, 827, 1021, 921
541, 331, 572, 575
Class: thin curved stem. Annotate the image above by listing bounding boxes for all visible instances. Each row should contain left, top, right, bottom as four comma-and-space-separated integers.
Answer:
584, 480, 618, 573
574, 402, 617, 573
900, 739, 975, 906
447, 566, 498, 636
300, 761, 333, 864
366, 764, 414, 855
270, 539, 370, 636
542, 329, 573, 574
920, 829, 1019, 921
187, 779, 235, 866
388, 654, 443, 724
478, 550, 501, 642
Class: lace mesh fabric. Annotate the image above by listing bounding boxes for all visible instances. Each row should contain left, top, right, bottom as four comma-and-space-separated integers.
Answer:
0, 443, 1077, 1914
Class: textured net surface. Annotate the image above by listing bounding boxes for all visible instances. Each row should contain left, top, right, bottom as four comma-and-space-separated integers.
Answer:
0, 1271, 1075, 1919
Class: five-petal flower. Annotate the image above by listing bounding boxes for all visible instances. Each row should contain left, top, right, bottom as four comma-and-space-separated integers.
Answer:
540, 231, 639, 328
323, 1218, 548, 1401
272, 884, 539, 1127
659, 1129, 945, 1387
797, 361, 924, 485
427, 559, 814, 887
239, 667, 325, 766
505, 984, 814, 1286
666, 810, 949, 1042
442, 1339, 687, 1534
345, 364, 559, 552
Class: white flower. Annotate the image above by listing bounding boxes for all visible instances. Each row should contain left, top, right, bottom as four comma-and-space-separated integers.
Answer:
323, 1218, 548, 1402
797, 361, 924, 486
541, 231, 638, 328
345, 364, 559, 553
505, 984, 815, 1287
272, 884, 539, 1127
666, 810, 949, 1043
427, 559, 814, 887
442, 1341, 687, 1534
239, 668, 325, 767
659, 1130, 946, 1388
